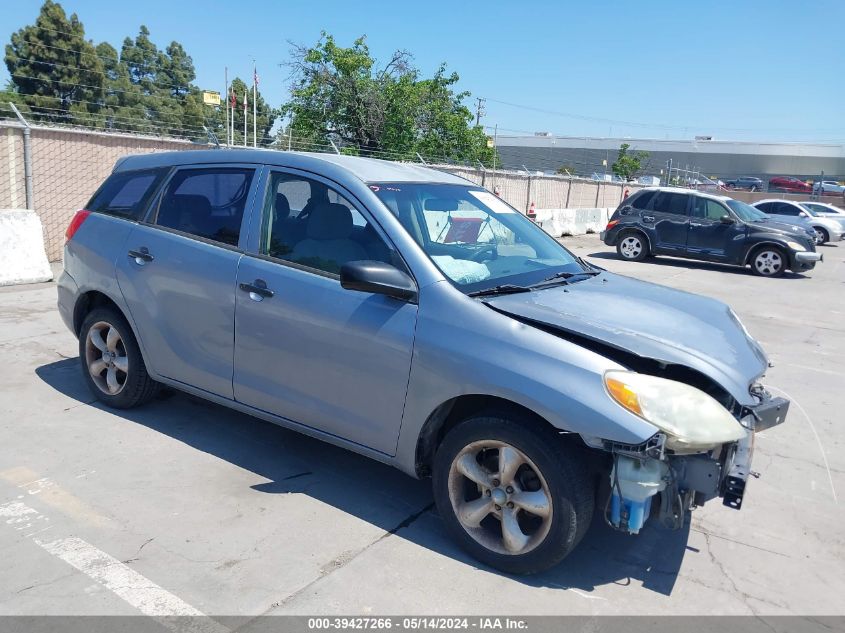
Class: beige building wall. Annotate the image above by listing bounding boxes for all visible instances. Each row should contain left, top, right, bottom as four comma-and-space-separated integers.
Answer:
1, 124, 208, 261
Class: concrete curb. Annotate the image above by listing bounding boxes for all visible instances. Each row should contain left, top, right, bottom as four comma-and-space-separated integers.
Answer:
0, 209, 53, 286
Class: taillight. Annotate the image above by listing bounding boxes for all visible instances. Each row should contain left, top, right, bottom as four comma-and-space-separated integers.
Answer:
65, 210, 91, 242
605, 219, 619, 230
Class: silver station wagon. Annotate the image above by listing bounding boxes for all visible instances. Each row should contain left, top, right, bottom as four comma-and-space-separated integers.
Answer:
58, 150, 788, 574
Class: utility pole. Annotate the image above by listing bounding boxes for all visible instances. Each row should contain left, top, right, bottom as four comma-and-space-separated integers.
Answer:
474, 97, 486, 127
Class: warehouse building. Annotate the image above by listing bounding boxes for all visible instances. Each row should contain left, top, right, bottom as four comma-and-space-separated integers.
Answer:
494, 134, 845, 181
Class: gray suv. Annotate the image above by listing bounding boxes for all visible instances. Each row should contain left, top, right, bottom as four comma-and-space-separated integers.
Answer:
58, 150, 788, 574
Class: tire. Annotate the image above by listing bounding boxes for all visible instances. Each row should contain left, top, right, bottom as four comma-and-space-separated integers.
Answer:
432, 415, 594, 575
79, 307, 159, 408
750, 185, 758, 192
813, 227, 829, 244
749, 246, 786, 277
615, 231, 649, 262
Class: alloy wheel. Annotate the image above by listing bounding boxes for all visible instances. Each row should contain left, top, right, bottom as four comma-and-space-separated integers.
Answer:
813, 228, 826, 244
754, 250, 783, 276
85, 321, 129, 395
447, 440, 553, 556
619, 236, 643, 259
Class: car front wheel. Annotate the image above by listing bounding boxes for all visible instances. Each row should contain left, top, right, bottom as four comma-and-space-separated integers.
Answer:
750, 246, 786, 277
813, 227, 829, 244
79, 307, 159, 408
433, 415, 594, 575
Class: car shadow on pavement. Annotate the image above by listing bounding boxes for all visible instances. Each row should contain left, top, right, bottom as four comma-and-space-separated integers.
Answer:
36, 357, 689, 597
587, 251, 810, 279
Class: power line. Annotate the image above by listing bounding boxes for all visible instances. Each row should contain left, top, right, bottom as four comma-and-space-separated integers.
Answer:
484, 97, 845, 135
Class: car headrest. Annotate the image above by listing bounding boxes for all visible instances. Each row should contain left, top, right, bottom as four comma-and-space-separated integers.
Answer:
306, 203, 354, 240
274, 192, 291, 221
160, 194, 211, 225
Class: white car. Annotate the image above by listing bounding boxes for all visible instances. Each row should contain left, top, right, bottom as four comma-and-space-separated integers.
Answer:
812, 181, 845, 195
752, 199, 844, 245
801, 201, 845, 217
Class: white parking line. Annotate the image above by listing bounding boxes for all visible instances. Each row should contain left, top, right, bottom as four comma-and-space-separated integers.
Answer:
1, 499, 228, 632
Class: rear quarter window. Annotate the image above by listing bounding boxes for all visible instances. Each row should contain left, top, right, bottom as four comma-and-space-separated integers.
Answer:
88, 168, 168, 220
651, 192, 689, 215
630, 190, 656, 210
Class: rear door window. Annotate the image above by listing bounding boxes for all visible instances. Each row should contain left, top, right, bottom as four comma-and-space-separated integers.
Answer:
154, 167, 255, 246
651, 192, 689, 216
88, 169, 167, 219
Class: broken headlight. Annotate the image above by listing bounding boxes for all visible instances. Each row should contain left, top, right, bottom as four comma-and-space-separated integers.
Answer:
604, 370, 746, 452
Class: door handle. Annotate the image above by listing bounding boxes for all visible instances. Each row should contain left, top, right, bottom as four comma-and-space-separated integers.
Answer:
239, 279, 274, 301
689, 222, 705, 227
642, 215, 655, 222
128, 248, 154, 264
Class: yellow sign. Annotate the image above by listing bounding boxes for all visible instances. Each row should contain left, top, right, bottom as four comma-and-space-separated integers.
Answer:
486, 136, 494, 148
202, 91, 221, 106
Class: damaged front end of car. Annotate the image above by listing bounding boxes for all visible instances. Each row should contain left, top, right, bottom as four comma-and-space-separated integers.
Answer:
582, 377, 788, 535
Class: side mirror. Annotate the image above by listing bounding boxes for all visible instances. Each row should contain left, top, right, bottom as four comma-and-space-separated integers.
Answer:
720, 214, 736, 224
798, 211, 807, 218
340, 260, 417, 301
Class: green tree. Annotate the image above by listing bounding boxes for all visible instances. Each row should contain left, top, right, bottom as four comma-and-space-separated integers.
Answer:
611, 143, 650, 181
4, 0, 104, 122
281, 33, 496, 165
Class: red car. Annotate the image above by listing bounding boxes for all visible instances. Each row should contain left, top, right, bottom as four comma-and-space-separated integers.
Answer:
768, 176, 812, 193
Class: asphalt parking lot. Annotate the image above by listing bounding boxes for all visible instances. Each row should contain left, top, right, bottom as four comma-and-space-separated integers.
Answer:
0, 234, 843, 618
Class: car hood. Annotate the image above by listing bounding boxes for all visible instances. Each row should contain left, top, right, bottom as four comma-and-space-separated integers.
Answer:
485, 273, 769, 406
752, 217, 816, 239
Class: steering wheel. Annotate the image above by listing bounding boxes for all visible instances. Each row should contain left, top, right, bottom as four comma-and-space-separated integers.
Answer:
468, 243, 497, 262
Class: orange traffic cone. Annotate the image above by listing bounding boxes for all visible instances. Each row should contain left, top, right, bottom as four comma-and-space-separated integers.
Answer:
526, 201, 536, 222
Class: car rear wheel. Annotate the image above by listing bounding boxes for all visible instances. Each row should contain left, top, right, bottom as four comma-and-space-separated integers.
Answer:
750, 246, 786, 277
813, 227, 829, 244
616, 232, 649, 262
79, 307, 159, 408
433, 415, 594, 575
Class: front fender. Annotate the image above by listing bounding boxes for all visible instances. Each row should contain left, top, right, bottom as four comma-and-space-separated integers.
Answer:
392, 280, 658, 476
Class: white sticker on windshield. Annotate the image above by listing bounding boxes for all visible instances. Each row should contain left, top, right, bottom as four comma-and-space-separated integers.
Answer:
468, 190, 517, 213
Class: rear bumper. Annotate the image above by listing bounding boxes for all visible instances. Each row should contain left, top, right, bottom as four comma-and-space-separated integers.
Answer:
56, 269, 79, 336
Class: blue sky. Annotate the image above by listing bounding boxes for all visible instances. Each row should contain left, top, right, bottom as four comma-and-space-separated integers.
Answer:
2, 0, 843, 142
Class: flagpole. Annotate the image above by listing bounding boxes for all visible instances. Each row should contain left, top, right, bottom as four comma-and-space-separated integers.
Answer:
253, 62, 258, 148
224, 67, 229, 146
243, 89, 248, 147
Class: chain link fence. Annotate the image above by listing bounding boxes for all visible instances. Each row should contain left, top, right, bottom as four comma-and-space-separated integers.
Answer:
1, 119, 645, 261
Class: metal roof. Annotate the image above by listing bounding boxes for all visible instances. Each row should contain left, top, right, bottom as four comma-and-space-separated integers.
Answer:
114, 148, 470, 185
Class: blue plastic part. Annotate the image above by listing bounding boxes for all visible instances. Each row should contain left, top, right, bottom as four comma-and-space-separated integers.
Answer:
610, 492, 653, 534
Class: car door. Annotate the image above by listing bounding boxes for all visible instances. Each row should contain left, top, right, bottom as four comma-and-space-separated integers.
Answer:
232, 168, 418, 455
643, 191, 691, 252
686, 197, 743, 261
116, 165, 260, 398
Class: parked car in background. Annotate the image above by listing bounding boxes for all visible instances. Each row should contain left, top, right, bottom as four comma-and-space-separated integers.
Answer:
812, 181, 845, 196
801, 201, 845, 217
601, 187, 820, 276
724, 176, 763, 191
768, 176, 812, 194
58, 150, 790, 574
752, 199, 844, 245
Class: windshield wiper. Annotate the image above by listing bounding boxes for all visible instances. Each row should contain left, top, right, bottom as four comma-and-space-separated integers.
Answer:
526, 268, 602, 291
466, 284, 533, 297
